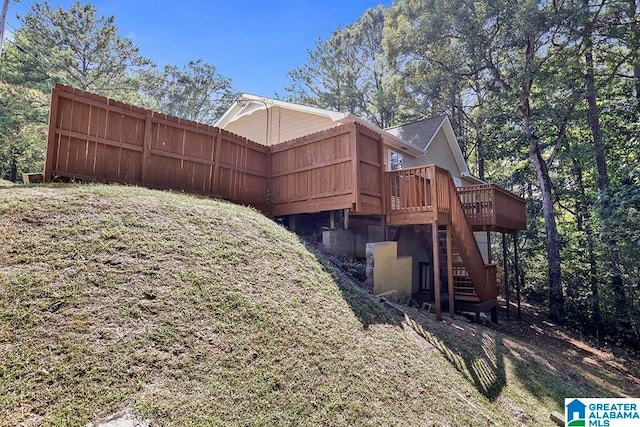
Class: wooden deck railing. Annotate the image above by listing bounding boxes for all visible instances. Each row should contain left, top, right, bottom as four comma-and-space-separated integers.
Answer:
434, 166, 451, 215
386, 165, 501, 302
385, 165, 455, 219
387, 166, 433, 213
457, 184, 526, 231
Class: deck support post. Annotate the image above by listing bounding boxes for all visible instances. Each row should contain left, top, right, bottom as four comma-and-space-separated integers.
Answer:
486, 231, 492, 263
446, 224, 455, 318
381, 215, 388, 241
343, 209, 349, 230
330, 211, 336, 229
490, 307, 498, 324
502, 232, 510, 321
513, 232, 521, 320
432, 223, 441, 320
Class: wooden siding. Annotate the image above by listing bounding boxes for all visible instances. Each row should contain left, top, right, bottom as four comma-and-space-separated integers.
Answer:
45, 84, 268, 209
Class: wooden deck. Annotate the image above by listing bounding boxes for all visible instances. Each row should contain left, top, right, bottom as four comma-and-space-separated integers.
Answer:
385, 166, 526, 232
384, 165, 524, 306
457, 184, 527, 232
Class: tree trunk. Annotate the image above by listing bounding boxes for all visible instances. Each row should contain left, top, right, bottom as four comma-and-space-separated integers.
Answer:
635, 62, 640, 109
0, 0, 9, 56
583, 9, 608, 191
9, 156, 17, 183
572, 159, 601, 336
630, 1, 640, 110
477, 137, 485, 181
583, 0, 628, 326
522, 36, 566, 324
529, 140, 566, 324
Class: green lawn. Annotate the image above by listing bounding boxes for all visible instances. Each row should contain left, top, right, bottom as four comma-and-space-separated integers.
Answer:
1, 184, 637, 426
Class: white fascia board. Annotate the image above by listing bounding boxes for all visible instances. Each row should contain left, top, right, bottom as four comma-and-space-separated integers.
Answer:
424, 116, 470, 176
215, 94, 349, 127
461, 173, 486, 184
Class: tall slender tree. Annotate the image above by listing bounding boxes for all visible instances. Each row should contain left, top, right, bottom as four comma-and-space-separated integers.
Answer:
385, 0, 575, 323
15, 0, 151, 97
287, 7, 404, 128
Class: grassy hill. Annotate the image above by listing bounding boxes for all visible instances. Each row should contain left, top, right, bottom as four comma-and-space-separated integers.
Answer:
1, 184, 638, 426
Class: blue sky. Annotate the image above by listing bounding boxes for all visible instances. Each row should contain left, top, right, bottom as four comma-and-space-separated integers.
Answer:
7, 0, 392, 96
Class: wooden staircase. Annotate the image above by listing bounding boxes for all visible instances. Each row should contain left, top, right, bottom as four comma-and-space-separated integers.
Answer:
444, 172, 498, 303
418, 227, 483, 303
389, 166, 498, 305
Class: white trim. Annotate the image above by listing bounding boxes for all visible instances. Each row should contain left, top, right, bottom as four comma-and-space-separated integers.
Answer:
461, 173, 486, 185
422, 116, 470, 176
215, 93, 348, 128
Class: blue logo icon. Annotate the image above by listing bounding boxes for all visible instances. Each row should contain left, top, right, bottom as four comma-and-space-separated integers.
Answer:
566, 399, 587, 426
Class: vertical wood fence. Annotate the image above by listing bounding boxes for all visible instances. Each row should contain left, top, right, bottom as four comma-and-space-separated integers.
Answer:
268, 122, 383, 216
44, 85, 385, 216
45, 84, 268, 210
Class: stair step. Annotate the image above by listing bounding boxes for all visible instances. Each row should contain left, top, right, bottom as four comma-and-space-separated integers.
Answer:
454, 288, 475, 293
455, 295, 481, 302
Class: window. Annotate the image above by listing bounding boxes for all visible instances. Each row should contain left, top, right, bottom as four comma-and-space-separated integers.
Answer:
389, 150, 403, 171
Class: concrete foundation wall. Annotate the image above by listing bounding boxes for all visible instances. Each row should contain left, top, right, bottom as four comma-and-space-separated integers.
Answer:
366, 241, 412, 302
322, 221, 386, 259
322, 229, 355, 257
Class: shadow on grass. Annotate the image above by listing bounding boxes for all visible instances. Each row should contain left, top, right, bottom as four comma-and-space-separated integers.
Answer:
300, 242, 635, 408
405, 312, 506, 401
502, 316, 636, 407
406, 305, 636, 409
309, 248, 404, 330
307, 243, 636, 410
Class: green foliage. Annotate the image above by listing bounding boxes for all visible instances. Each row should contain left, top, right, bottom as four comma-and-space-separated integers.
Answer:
0, 81, 48, 181
291, 0, 640, 346
139, 59, 236, 125
286, 6, 405, 128
599, 167, 640, 342
15, 0, 152, 95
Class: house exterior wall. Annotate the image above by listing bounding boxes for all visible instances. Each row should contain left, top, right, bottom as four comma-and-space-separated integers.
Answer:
396, 227, 431, 293
474, 231, 490, 264
401, 128, 462, 180
224, 106, 339, 146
